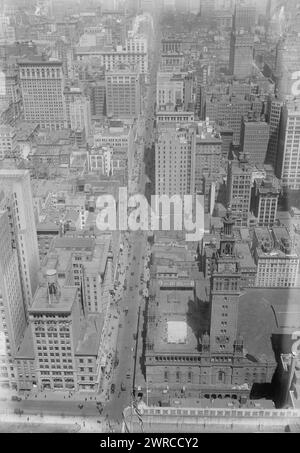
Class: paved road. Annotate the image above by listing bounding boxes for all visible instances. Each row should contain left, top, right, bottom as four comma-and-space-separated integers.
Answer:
103, 231, 147, 424
3, 398, 101, 417
102, 19, 161, 428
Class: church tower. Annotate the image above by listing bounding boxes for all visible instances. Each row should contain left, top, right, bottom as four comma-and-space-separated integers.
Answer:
209, 211, 241, 354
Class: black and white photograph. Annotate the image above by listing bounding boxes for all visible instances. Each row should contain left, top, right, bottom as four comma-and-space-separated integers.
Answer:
0, 0, 299, 438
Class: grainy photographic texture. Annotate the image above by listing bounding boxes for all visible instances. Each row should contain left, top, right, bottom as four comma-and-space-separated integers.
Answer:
0, 0, 299, 435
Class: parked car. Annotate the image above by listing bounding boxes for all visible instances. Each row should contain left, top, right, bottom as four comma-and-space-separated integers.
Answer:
110, 384, 116, 394
11, 396, 22, 402
121, 383, 126, 391
14, 408, 23, 415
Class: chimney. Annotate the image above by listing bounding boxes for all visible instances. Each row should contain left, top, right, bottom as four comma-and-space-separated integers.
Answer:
46, 269, 60, 305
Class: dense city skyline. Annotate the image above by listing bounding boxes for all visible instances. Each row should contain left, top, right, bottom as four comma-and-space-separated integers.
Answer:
0, 0, 300, 435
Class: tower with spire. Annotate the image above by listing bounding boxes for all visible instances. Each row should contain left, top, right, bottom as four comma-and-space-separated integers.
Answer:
209, 210, 241, 355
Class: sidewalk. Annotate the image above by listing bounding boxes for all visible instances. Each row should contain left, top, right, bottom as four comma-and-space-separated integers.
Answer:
0, 412, 107, 433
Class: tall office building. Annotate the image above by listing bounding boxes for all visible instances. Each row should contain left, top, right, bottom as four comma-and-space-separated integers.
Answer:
155, 124, 196, 197
276, 100, 300, 189
0, 170, 40, 312
88, 79, 106, 119
233, 3, 256, 32
227, 156, 252, 227
200, 0, 215, 16
275, 34, 300, 100
69, 95, 92, 140
18, 60, 67, 130
205, 95, 262, 145
253, 227, 299, 287
240, 115, 270, 165
0, 208, 27, 389
210, 213, 241, 354
229, 30, 254, 79
266, 95, 283, 170
28, 272, 80, 391
156, 72, 185, 112
252, 176, 281, 227
105, 65, 141, 119
195, 121, 222, 193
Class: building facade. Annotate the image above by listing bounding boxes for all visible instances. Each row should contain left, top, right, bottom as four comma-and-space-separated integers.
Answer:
19, 60, 67, 130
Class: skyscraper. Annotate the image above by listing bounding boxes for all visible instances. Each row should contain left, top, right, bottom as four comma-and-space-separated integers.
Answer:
252, 176, 281, 227
0, 170, 40, 312
276, 100, 300, 189
69, 95, 92, 141
229, 30, 254, 79
266, 95, 283, 170
28, 271, 80, 391
0, 207, 27, 389
233, 3, 256, 32
18, 60, 67, 130
155, 124, 196, 197
105, 65, 141, 119
227, 156, 252, 227
275, 34, 300, 100
240, 114, 270, 165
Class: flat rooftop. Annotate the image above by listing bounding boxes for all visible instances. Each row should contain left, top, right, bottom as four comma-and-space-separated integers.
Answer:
29, 286, 77, 314
238, 288, 300, 362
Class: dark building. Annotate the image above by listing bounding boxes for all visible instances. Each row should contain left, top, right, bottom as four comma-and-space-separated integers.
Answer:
240, 114, 270, 165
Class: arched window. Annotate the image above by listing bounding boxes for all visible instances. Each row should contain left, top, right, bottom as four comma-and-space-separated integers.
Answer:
218, 371, 225, 383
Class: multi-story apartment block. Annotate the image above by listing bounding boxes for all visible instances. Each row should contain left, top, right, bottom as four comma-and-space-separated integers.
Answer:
240, 115, 270, 166
19, 60, 67, 130
227, 156, 253, 227
253, 227, 299, 287
276, 100, 300, 189
0, 170, 40, 312
105, 65, 141, 119
155, 123, 196, 196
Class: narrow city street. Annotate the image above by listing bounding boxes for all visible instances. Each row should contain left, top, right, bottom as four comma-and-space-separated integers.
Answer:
101, 18, 161, 429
